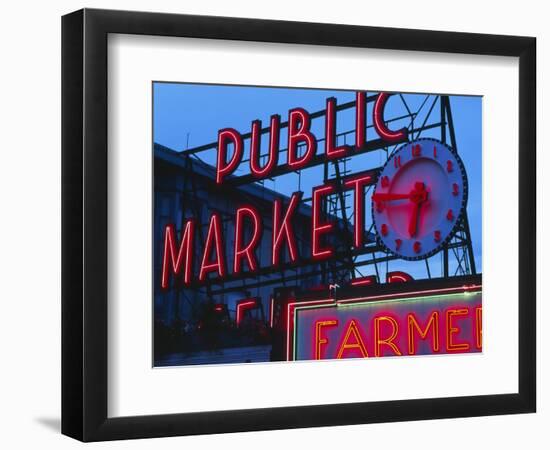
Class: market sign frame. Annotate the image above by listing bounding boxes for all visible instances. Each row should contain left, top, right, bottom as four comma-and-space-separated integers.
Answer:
288, 278, 482, 362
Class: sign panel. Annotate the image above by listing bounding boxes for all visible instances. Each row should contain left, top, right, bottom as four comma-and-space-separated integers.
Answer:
291, 286, 482, 361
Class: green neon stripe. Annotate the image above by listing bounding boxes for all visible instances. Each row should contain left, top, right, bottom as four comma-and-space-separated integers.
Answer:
298, 290, 481, 312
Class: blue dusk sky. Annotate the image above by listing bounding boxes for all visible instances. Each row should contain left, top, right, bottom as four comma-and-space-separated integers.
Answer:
153, 82, 482, 279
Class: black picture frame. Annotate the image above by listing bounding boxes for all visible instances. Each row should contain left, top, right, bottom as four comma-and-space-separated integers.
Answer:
62, 8, 536, 442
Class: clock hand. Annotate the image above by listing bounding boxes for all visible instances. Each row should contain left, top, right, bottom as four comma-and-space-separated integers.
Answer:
408, 202, 420, 237
408, 182, 428, 237
372, 193, 410, 202
374, 182, 428, 237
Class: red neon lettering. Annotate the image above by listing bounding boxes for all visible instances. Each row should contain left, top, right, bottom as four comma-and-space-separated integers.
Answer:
314, 320, 338, 360
475, 306, 482, 350
386, 271, 413, 283
236, 299, 257, 326
287, 107, 317, 169
250, 115, 280, 178
337, 320, 369, 358
350, 275, 377, 286
312, 184, 335, 260
272, 192, 301, 265
233, 205, 262, 274
374, 316, 402, 357
161, 221, 195, 288
325, 97, 350, 159
344, 174, 372, 248
199, 213, 226, 281
407, 312, 440, 355
373, 93, 408, 143
355, 91, 366, 149
216, 128, 243, 184
446, 308, 471, 352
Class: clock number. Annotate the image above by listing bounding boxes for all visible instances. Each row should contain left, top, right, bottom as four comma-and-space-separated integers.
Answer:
413, 241, 421, 253
394, 156, 401, 169
376, 201, 385, 213
381, 176, 390, 188
381, 223, 389, 236
412, 144, 421, 157
446, 209, 454, 221
446, 160, 453, 172
452, 183, 459, 196
433, 145, 438, 158
434, 230, 441, 242
395, 239, 402, 250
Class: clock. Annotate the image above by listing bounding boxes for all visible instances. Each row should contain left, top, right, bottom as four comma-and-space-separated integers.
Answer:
371, 138, 468, 260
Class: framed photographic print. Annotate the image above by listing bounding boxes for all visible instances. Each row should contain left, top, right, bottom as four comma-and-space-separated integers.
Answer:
61, 8, 536, 441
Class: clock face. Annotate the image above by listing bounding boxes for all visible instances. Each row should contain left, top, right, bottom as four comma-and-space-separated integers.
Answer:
372, 138, 468, 260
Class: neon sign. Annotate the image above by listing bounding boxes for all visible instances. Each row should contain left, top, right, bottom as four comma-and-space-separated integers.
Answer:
159, 92, 462, 289
288, 285, 482, 361
236, 298, 259, 326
